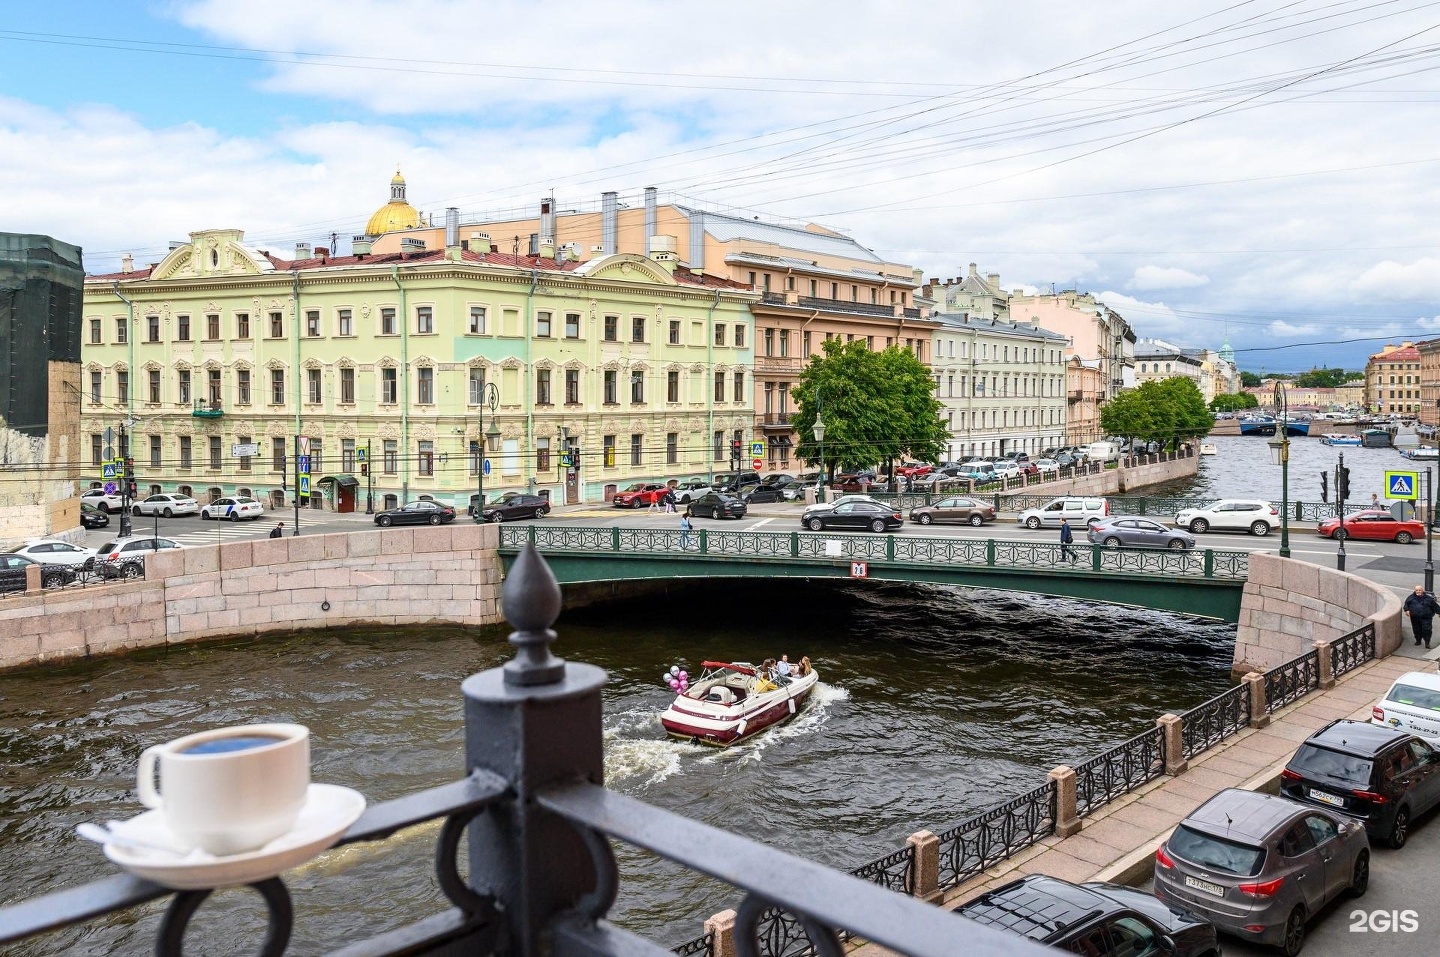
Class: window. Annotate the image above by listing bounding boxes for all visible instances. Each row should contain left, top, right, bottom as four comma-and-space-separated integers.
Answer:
604, 370, 618, 404
272, 437, 286, 472
764, 382, 774, 413
381, 308, 397, 335
238, 435, 252, 472
179, 436, 192, 469
810, 279, 818, 296
116, 317, 128, 344
269, 312, 283, 338
603, 435, 616, 468
565, 368, 580, 404
713, 430, 724, 461
469, 367, 486, 404
669, 320, 681, 344
89, 371, 102, 404
714, 371, 725, 402
236, 313, 250, 339
735, 325, 745, 348
630, 370, 644, 403
565, 313, 580, 338
630, 434, 643, 466
667, 370, 680, 402
631, 317, 645, 343
307, 368, 322, 403
206, 314, 220, 340
338, 309, 353, 336
418, 441, 434, 477
802, 331, 811, 357
89, 434, 102, 467
178, 370, 191, 404
536, 368, 552, 405
340, 367, 355, 403
177, 315, 190, 341
469, 306, 487, 334
148, 370, 161, 403
341, 439, 355, 472
416, 306, 433, 334
715, 323, 726, 346
209, 437, 222, 470
604, 315, 618, 341
381, 368, 398, 404
535, 438, 551, 472
417, 367, 434, 404
383, 440, 397, 474
150, 435, 162, 469
89, 318, 101, 344
667, 432, 678, 464
237, 369, 251, 405
779, 382, 789, 412
764, 328, 774, 355
270, 369, 285, 404
733, 370, 745, 400
536, 311, 552, 337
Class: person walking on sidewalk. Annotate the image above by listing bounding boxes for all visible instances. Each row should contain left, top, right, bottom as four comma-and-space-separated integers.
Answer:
1404, 584, 1440, 649
679, 514, 693, 550
1059, 518, 1078, 565
269, 521, 285, 539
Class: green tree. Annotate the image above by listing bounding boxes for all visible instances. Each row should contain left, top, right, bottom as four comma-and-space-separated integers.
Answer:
1156, 377, 1214, 450
1240, 371, 1262, 388
877, 346, 949, 465
1102, 378, 1213, 451
1295, 367, 1359, 389
1210, 392, 1259, 412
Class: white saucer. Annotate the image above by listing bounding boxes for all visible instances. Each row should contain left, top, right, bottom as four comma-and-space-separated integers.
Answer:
100, 783, 366, 890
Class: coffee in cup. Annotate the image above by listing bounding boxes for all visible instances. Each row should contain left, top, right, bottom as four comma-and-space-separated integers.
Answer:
137, 723, 309, 855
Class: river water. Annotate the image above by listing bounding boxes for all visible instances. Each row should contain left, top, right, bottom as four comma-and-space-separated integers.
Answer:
1, 579, 1235, 955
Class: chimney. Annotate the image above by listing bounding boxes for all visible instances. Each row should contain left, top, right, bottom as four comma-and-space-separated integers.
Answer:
352, 235, 373, 256
601, 191, 618, 255
539, 235, 556, 260
644, 186, 658, 254
688, 209, 705, 275
399, 237, 427, 253
445, 207, 460, 250
295, 242, 311, 260
968, 263, 978, 278
315, 247, 329, 263
987, 272, 1000, 288
539, 197, 556, 248
121, 253, 134, 274
651, 235, 678, 274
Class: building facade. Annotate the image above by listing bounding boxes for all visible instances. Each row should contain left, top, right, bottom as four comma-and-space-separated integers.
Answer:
929, 313, 1069, 460
922, 263, 1011, 322
81, 227, 756, 510
1065, 356, 1105, 445
1365, 342, 1421, 414
1007, 290, 1135, 401
1415, 339, 1440, 427
1134, 338, 1206, 392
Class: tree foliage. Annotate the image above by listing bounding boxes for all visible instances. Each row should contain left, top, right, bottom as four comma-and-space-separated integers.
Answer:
1294, 367, 1363, 388
792, 339, 946, 476
1210, 392, 1259, 412
1239, 371, 1262, 387
1101, 378, 1213, 450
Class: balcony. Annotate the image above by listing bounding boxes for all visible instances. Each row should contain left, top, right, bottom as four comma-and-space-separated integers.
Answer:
191, 399, 224, 418
758, 412, 795, 429
755, 355, 803, 374
797, 296, 898, 318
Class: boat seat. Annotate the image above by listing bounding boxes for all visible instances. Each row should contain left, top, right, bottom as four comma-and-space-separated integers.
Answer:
706, 687, 735, 705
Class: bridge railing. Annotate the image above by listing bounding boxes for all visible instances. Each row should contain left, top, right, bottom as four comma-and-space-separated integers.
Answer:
501, 526, 1251, 581
864, 492, 1367, 522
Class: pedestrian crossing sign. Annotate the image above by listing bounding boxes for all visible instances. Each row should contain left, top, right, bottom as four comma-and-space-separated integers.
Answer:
1385, 470, 1419, 501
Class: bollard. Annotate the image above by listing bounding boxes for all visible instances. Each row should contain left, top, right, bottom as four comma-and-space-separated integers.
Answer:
906, 830, 942, 903
1157, 714, 1187, 776
1048, 766, 1081, 837
1243, 671, 1270, 728
1315, 640, 1335, 689
24, 564, 41, 593
706, 909, 738, 957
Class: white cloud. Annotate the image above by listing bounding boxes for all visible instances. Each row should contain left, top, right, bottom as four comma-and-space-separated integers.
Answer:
1350, 259, 1440, 300
1128, 266, 1209, 291
1268, 320, 1319, 337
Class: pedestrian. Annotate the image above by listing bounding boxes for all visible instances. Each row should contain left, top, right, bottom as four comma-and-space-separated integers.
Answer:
663, 489, 677, 513
679, 514, 693, 550
648, 492, 661, 513
1372, 493, 1382, 510
1059, 517, 1077, 565
1403, 584, 1440, 649
269, 521, 285, 539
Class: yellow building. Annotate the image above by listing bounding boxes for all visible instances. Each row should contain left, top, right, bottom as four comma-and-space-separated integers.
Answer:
1366, 342, 1421, 414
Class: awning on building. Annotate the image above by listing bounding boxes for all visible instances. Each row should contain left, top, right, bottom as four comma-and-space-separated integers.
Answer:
316, 474, 360, 488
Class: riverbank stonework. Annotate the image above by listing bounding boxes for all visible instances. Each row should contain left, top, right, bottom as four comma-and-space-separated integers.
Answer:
0, 523, 505, 672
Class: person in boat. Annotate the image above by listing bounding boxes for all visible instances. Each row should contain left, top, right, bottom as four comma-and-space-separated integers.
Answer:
775, 654, 792, 678
754, 660, 778, 693
797, 656, 812, 677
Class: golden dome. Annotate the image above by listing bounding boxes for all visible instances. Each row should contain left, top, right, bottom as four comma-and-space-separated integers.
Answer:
391, 169, 406, 186
365, 168, 422, 236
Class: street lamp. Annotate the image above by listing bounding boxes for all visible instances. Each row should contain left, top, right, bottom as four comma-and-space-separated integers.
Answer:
474, 382, 500, 523
1266, 381, 1292, 558
813, 410, 827, 504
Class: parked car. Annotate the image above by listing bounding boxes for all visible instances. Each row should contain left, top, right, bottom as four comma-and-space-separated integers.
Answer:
200, 496, 265, 522
1087, 517, 1196, 550
4, 540, 96, 568
957, 874, 1218, 957
1317, 510, 1425, 543
801, 500, 903, 532
1280, 718, 1440, 848
374, 500, 457, 527
1033, 458, 1060, 474
80, 487, 127, 513
80, 502, 110, 529
1174, 500, 1280, 536
893, 462, 933, 478
1153, 788, 1368, 956
990, 461, 1022, 480
1017, 497, 1110, 529
956, 461, 997, 482
93, 536, 184, 579
757, 473, 795, 488
478, 492, 551, 522
686, 492, 747, 520
778, 481, 809, 501
908, 497, 996, 527
131, 493, 199, 518
741, 486, 786, 504
1001, 451, 1031, 464
712, 471, 762, 492
1081, 441, 1121, 464
672, 480, 713, 504
0, 554, 80, 592
1055, 452, 1079, 467
1372, 671, 1440, 744
611, 482, 670, 508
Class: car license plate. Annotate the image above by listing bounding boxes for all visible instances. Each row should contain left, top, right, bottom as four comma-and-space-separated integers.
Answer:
1309, 788, 1345, 807
1184, 876, 1225, 897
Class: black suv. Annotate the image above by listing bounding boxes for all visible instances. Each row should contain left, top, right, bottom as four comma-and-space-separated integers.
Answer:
956, 875, 1218, 957
686, 492, 747, 520
1281, 718, 1440, 848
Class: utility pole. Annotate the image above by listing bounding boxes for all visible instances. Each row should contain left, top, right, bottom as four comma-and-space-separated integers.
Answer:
1336, 453, 1348, 571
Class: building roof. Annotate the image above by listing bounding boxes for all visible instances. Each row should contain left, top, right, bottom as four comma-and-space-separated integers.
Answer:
1370, 343, 1420, 362
365, 169, 423, 236
677, 205, 886, 264
930, 312, 1068, 342
724, 251, 917, 287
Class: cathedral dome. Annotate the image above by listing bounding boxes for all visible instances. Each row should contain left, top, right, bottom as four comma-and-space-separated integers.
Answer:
364, 168, 422, 236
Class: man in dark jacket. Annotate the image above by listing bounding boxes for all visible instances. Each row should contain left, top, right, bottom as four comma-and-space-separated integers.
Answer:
1403, 584, 1440, 648
269, 521, 285, 539
1059, 518, 1077, 565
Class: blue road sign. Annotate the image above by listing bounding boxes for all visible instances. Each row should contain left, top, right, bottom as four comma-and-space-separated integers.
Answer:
1386, 470, 1419, 501
103, 481, 117, 495
298, 454, 311, 474
298, 475, 311, 496
102, 462, 117, 480
482, 458, 492, 476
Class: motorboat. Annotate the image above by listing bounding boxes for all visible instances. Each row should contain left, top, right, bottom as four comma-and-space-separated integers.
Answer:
1199, 443, 1218, 455
1320, 433, 1362, 446
1238, 416, 1277, 437
1402, 447, 1440, 460
659, 660, 818, 746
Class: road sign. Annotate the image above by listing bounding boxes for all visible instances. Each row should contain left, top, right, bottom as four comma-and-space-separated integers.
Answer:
752, 458, 764, 471
298, 475, 311, 496
104, 427, 114, 446
850, 561, 869, 579
298, 436, 310, 456
298, 455, 311, 474
356, 448, 367, 463
103, 445, 114, 460
482, 459, 492, 476
750, 441, 765, 457
231, 442, 260, 457
103, 481, 117, 495
102, 462, 117, 480
1385, 470, 1419, 501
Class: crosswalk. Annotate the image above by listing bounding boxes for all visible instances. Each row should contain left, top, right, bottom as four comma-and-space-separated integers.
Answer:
149, 521, 270, 547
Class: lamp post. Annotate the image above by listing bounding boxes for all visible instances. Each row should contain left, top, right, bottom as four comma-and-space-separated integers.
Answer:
1266, 381, 1292, 558
813, 409, 827, 504
474, 382, 500, 523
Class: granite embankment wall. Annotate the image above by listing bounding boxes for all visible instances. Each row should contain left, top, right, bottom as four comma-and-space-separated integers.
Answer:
1232, 551, 1402, 677
961, 451, 1198, 501
0, 524, 505, 672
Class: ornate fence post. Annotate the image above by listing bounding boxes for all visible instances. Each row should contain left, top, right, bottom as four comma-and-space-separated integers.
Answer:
1048, 766, 1081, 837
462, 543, 609, 955
906, 830, 942, 902
1157, 715, 1187, 775
1314, 639, 1335, 689
706, 908, 738, 957
1243, 672, 1270, 728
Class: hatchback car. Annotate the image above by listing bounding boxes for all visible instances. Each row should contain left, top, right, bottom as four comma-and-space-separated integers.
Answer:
802, 500, 903, 532
741, 486, 786, 504
199, 497, 265, 521
477, 492, 551, 522
1087, 517, 1196, 550
5, 540, 96, 568
957, 874, 1218, 957
1317, 510, 1425, 543
93, 537, 184, 579
611, 483, 670, 508
1174, 500, 1281, 536
131, 493, 199, 518
1154, 788, 1368, 956
1372, 671, 1440, 744
908, 497, 996, 527
0, 554, 79, 592
671, 481, 713, 504
1280, 718, 1440, 848
1018, 497, 1110, 529
374, 501, 457, 527
686, 492, 747, 520
80, 502, 110, 529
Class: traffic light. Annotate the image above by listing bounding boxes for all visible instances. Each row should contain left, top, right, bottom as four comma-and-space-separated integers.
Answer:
360, 464, 368, 476
1338, 466, 1351, 500
1319, 470, 1328, 503
731, 440, 742, 457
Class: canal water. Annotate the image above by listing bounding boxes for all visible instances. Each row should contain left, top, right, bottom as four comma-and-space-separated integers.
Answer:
0, 580, 1235, 955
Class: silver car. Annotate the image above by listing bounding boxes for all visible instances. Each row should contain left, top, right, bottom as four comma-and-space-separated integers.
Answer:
1087, 516, 1196, 550
1154, 788, 1369, 956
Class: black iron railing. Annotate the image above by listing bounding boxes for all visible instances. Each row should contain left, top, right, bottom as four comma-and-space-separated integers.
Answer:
0, 557, 146, 599
1073, 727, 1165, 817
672, 931, 715, 956
1180, 685, 1251, 760
1332, 622, 1376, 677
935, 782, 1056, 890
1265, 650, 1321, 712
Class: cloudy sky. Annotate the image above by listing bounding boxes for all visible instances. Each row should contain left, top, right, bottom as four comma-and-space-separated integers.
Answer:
7, 0, 1440, 371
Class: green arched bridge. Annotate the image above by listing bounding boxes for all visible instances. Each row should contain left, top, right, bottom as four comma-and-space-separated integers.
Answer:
497, 525, 1249, 621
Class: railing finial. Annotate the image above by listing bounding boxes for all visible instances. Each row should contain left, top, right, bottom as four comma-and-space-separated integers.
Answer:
501, 542, 566, 685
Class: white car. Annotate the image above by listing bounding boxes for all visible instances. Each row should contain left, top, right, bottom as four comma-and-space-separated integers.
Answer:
93, 536, 184, 578
1033, 458, 1060, 474
1372, 671, 1440, 743
4, 539, 96, 568
131, 493, 200, 518
200, 496, 265, 521
991, 461, 1023, 480
672, 481, 713, 504
80, 488, 125, 513
1017, 497, 1110, 529
1173, 499, 1280, 536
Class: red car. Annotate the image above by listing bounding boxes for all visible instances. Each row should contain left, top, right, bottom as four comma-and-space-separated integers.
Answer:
894, 463, 934, 478
612, 483, 670, 508
1316, 510, 1425, 543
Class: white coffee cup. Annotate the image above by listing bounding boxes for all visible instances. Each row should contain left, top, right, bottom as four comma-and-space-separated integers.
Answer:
137, 723, 310, 855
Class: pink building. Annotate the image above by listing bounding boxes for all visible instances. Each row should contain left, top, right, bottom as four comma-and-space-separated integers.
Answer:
1008, 291, 1135, 401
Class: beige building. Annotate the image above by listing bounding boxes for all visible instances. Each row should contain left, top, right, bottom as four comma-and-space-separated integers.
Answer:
1366, 341, 1421, 414
1419, 339, 1440, 427
923, 263, 1011, 322
1007, 290, 1135, 400
1066, 356, 1105, 445
1135, 339, 1206, 392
